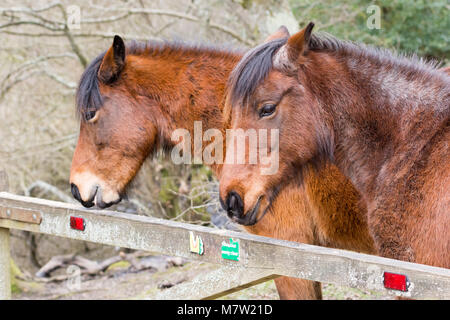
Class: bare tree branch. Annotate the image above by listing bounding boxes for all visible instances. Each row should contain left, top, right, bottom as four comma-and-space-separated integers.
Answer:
0, 30, 154, 40
81, 5, 252, 45
0, 1, 63, 13
55, 3, 88, 67
0, 5, 65, 26
0, 20, 62, 31
2, 53, 76, 82
78, 12, 131, 24
27, 180, 75, 203
0, 54, 77, 100
41, 69, 77, 89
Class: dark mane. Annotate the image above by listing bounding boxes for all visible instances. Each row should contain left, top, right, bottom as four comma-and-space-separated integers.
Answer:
227, 32, 443, 108
76, 40, 243, 120
226, 37, 287, 107
76, 52, 105, 120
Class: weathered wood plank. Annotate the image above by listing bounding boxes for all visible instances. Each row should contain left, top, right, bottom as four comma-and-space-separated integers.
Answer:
154, 265, 278, 300
0, 192, 449, 299
0, 227, 11, 300
0, 207, 42, 224
0, 171, 11, 300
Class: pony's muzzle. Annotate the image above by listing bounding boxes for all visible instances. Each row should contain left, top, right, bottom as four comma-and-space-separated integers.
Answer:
221, 190, 268, 226
71, 181, 121, 209
223, 191, 244, 220
95, 187, 122, 209
71, 183, 95, 208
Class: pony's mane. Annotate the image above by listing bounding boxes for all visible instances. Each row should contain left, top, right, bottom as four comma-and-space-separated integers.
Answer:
76, 52, 105, 120
227, 32, 443, 107
76, 40, 242, 120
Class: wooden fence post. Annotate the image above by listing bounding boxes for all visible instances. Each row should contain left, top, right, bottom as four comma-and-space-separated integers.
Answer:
0, 170, 11, 300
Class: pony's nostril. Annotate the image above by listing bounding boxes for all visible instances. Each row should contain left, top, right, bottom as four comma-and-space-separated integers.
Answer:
71, 183, 95, 208
219, 196, 227, 211
226, 191, 244, 217
229, 195, 236, 210
71, 183, 81, 202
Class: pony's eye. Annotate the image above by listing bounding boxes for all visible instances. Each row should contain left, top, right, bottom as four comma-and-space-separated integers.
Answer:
259, 104, 277, 118
85, 110, 98, 122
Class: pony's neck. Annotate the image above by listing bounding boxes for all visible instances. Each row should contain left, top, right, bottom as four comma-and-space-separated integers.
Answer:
130, 44, 242, 173
306, 50, 449, 198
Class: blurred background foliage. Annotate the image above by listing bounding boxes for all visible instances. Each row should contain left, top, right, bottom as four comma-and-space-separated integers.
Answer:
291, 0, 449, 61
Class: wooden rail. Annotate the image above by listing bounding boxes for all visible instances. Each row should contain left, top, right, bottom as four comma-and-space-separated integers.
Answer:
0, 190, 449, 300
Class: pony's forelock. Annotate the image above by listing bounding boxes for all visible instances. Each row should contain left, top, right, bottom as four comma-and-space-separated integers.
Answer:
226, 37, 287, 109
76, 52, 105, 120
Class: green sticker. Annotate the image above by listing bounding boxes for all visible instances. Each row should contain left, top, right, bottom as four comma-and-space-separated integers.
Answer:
221, 238, 239, 261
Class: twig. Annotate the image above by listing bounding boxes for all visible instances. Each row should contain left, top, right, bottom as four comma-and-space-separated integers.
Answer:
0, 1, 62, 14
53, 3, 88, 67
27, 180, 74, 203
32, 250, 179, 282
81, 5, 251, 45
41, 70, 77, 89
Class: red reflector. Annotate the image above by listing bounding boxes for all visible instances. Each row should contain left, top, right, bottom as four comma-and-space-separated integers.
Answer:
70, 216, 85, 231
384, 272, 408, 292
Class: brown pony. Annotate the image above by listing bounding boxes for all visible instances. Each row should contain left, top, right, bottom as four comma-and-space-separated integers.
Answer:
220, 23, 450, 268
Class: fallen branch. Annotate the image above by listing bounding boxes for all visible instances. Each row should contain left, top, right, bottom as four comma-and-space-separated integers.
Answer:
33, 251, 187, 282
27, 180, 74, 203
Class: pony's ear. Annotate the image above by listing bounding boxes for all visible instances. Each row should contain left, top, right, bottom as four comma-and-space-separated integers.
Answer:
263, 25, 290, 43
98, 35, 126, 83
273, 22, 314, 70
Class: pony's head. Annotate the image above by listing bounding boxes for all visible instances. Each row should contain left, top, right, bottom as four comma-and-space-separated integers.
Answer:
220, 23, 333, 224
71, 36, 243, 209
70, 36, 160, 208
